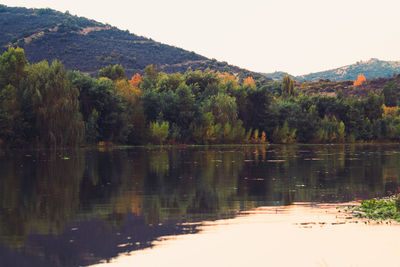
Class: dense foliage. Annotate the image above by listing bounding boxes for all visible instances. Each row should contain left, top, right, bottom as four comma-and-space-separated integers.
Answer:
1, 48, 400, 148
350, 196, 400, 222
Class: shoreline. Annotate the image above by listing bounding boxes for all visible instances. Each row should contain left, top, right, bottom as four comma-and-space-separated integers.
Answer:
2, 141, 400, 152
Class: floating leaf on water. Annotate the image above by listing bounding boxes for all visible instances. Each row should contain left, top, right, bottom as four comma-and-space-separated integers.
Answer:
300, 222, 316, 225
331, 222, 346, 225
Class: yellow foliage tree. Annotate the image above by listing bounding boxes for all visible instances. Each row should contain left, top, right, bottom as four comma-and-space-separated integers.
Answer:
243, 77, 255, 87
382, 104, 399, 117
252, 129, 259, 143
218, 72, 238, 83
260, 131, 267, 143
115, 79, 141, 106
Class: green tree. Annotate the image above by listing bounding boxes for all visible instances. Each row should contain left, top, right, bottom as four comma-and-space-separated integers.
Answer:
25, 60, 84, 147
157, 73, 183, 92
364, 91, 383, 122
337, 121, 346, 143
184, 69, 219, 98
381, 81, 399, 107
141, 65, 159, 90
223, 122, 232, 143
281, 75, 295, 98
202, 92, 238, 125
0, 47, 26, 88
231, 120, 246, 143
273, 121, 296, 143
150, 121, 169, 145
98, 64, 126, 81
98, 78, 132, 143
0, 84, 25, 146
176, 84, 196, 134
142, 89, 162, 122
85, 109, 99, 144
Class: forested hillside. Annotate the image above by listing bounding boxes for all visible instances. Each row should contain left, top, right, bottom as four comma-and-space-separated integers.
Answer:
0, 5, 267, 82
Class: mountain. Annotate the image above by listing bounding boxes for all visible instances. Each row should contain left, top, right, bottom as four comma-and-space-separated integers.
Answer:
263, 58, 400, 82
297, 58, 400, 81
0, 5, 268, 82
261, 71, 295, 81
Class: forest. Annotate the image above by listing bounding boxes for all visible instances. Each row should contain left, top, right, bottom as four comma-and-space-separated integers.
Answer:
1, 47, 400, 148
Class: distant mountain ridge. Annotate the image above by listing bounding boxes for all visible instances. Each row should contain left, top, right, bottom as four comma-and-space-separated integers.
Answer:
260, 71, 295, 81
263, 58, 400, 81
0, 5, 268, 81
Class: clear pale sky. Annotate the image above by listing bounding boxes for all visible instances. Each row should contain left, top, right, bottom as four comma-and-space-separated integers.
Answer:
1, 0, 400, 75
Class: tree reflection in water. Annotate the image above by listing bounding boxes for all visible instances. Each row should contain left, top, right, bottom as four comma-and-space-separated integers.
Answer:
0, 144, 399, 266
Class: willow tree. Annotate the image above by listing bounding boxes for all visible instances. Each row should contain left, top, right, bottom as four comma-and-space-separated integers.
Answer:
25, 60, 84, 147
202, 92, 238, 126
0, 47, 27, 146
0, 84, 25, 146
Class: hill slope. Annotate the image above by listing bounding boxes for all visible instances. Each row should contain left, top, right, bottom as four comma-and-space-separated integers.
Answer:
297, 58, 400, 81
0, 5, 267, 81
263, 58, 400, 82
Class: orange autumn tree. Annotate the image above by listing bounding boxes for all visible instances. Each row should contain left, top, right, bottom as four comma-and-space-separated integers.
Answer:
243, 76, 255, 87
354, 74, 366, 86
129, 73, 142, 89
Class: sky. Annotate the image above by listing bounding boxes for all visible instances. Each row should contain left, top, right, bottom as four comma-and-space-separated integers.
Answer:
2, 0, 400, 76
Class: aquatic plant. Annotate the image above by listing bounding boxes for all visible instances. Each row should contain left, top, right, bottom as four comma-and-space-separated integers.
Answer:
351, 196, 400, 221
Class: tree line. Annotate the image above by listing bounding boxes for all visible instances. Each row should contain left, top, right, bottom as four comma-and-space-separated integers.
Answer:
1, 47, 400, 148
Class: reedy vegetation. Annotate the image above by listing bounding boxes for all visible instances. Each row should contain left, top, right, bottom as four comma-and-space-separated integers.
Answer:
1, 47, 400, 148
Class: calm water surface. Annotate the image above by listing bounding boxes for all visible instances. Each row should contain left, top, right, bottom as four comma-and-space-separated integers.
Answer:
1, 144, 399, 266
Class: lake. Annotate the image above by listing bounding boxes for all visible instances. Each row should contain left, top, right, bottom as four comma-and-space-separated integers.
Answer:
1, 144, 400, 266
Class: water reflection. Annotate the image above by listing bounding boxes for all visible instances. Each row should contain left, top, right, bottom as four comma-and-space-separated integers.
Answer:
92, 204, 400, 267
0, 144, 399, 266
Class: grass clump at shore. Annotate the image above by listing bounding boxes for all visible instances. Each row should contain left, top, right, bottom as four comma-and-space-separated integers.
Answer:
350, 196, 400, 221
